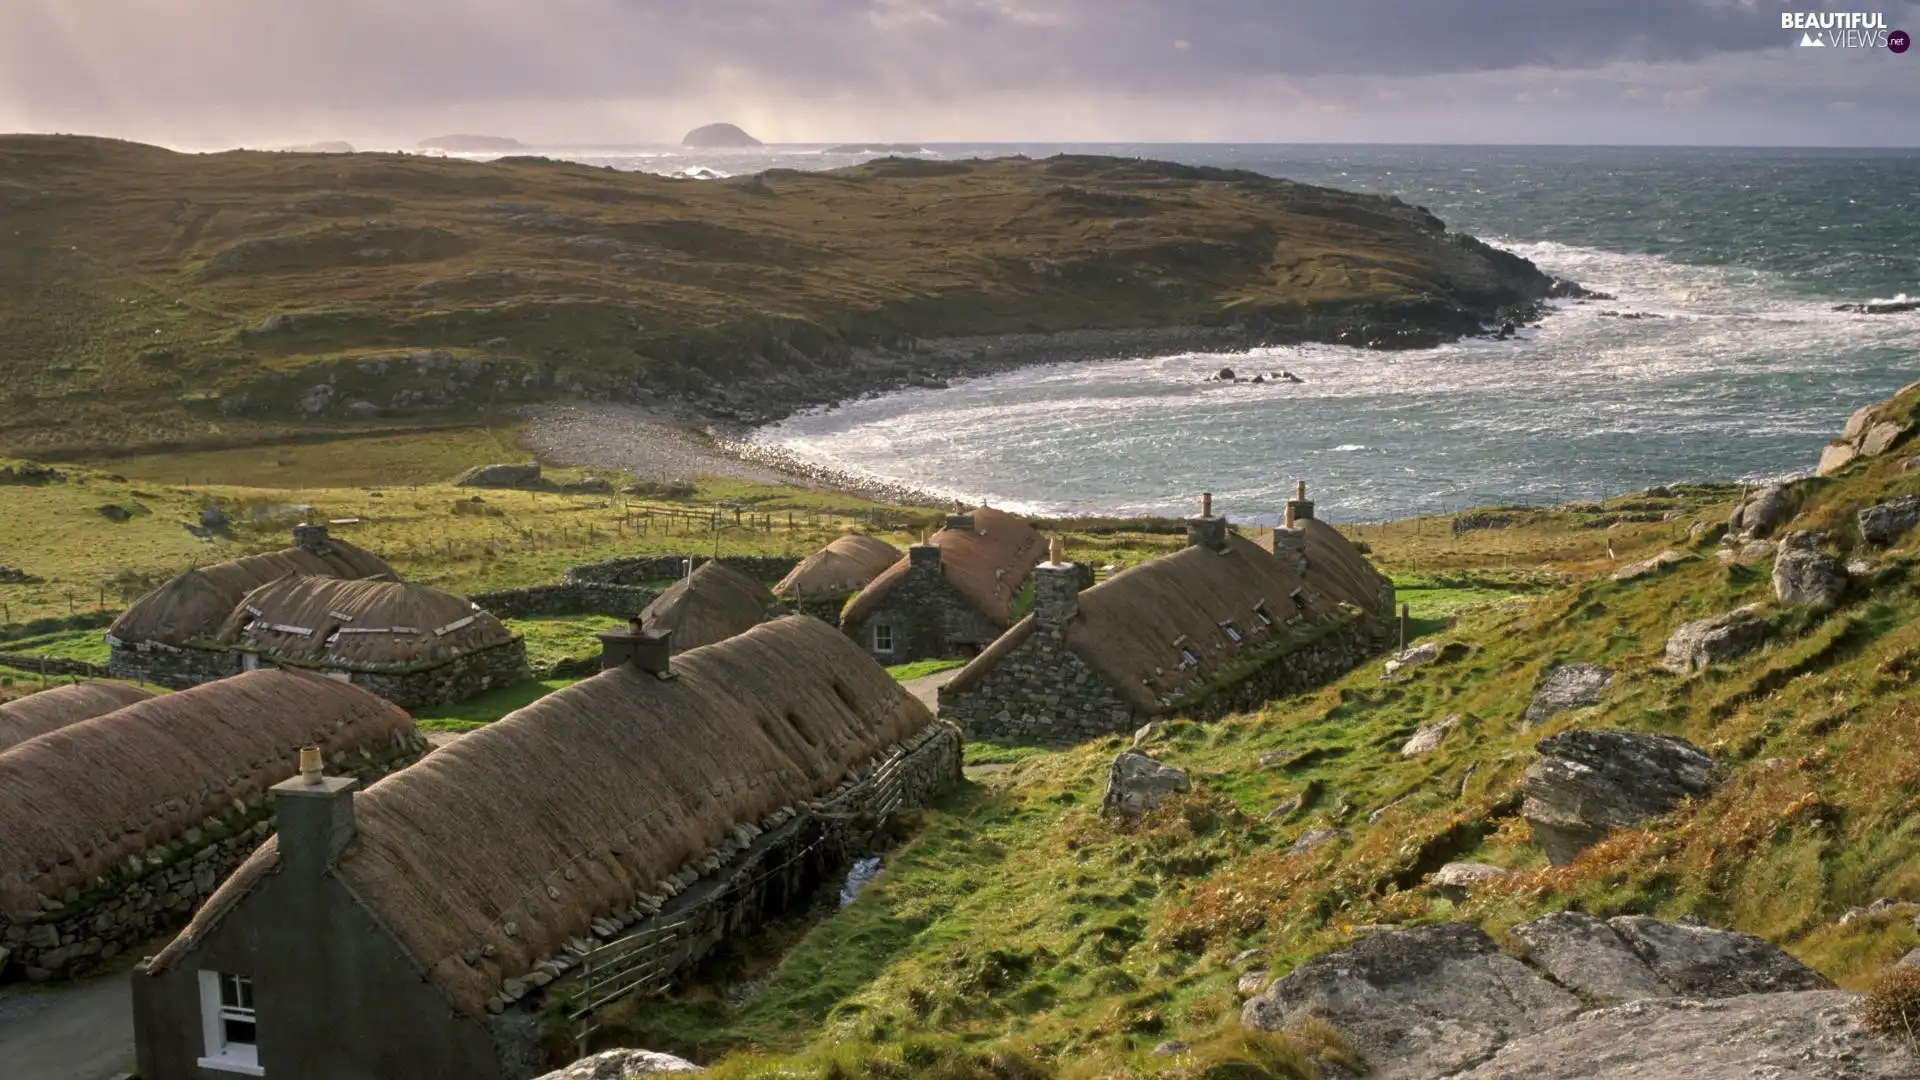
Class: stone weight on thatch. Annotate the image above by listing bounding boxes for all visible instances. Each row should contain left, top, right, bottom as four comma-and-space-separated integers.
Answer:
1101, 750, 1189, 818
1522, 663, 1614, 728
1523, 729, 1720, 866
1662, 606, 1766, 674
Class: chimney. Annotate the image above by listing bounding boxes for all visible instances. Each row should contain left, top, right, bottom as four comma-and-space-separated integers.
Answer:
908, 543, 943, 571
599, 622, 674, 676
1284, 480, 1316, 526
270, 754, 358, 878
1185, 492, 1229, 551
1033, 537, 1081, 629
292, 522, 332, 556
944, 513, 976, 533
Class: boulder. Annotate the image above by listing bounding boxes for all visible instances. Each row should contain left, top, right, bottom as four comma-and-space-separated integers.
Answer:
1728, 484, 1793, 539
1818, 441, 1862, 477
456, 462, 544, 489
1429, 861, 1508, 901
1383, 641, 1440, 677
1241, 923, 1582, 1080
1843, 402, 1882, 442
1716, 538, 1776, 565
344, 399, 380, 420
1510, 912, 1671, 1005
1401, 715, 1461, 757
1861, 421, 1912, 457
1606, 915, 1831, 996
1859, 493, 1920, 546
1450, 992, 1913, 1080
1661, 607, 1766, 674
198, 505, 230, 530
1522, 664, 1613, 728
1523, 730, 1720, 866
1288, 828, 1349, 856
1609, 550, 1689, 582
534, 1049, 702, 1078
1772, 540, 1848, 609
1100, 750, 1189, 818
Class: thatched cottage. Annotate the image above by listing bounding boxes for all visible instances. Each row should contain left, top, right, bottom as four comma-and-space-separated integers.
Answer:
639, 560, 781, 654
210, 577, 529, 708
0, 681, 154, 753
841, 507, 1047, 662
773, 535, 902, 621
107, 524, 397, 688
133, 616, 960, 1080
940, 492, 1393, 744
0, 670, 422, 982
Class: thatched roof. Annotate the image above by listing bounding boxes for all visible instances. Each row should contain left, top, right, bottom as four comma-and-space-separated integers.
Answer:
946, 536, 1345, 715
0, 682, 156, 753
152, 616, 935, 1016
640, 561, 778, 654
1296, 519, 1395, 618
109, 540, 397, 647
0, 669, 414, 920
773, 535, 902, 599
212, 577, 516, 670
843, 507, 1045, 629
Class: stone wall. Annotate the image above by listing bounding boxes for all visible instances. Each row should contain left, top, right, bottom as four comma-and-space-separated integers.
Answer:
107, 641, 243, 689
343, 640, 532, 709
563, 555, 801, 587
787, 594, 848, 627
469, 583, 662, 619
943, 613, 1378, 744
845, 556, 1002, 663
0, 733, 428, 982
0, 653, 106, 679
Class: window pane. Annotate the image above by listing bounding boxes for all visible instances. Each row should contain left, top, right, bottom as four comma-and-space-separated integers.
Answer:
224, 1018, 257, 1046
219, 973, 239, 1008
237, 977, 254, 1011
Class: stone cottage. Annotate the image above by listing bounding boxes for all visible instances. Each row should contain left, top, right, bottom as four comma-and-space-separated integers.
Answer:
773, 534, 903, 623
132, 616, 961, 1080
0, 681, 154, 753
107, 524, 398, 687
841, 507, 1047, 662
940, 495, 1389, 744
0, 670, 422, 982
211, 577, 530, 708
639, 560, 782, 654
1253, 482, 1397, 620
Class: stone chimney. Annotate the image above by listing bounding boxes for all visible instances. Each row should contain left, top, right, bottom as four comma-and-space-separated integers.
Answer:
1272, 482, 1313, 575
292, 522, 332, 556
944, 513, 976, 534
1283, 481, 1316, 526
599, 621, 673, 676
908, 543, 943, 571
271, 754, 358, 878
1032, 537, 1081, 629
1186, 492, 1229, 551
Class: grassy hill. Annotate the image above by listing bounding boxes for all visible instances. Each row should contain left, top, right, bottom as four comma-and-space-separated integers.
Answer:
0, 136, 1551, 456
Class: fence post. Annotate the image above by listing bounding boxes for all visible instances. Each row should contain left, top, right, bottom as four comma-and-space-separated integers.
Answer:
1399, 603, 1409, 655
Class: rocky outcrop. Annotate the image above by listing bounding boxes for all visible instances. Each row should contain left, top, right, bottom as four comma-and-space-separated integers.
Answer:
1100, 750, 1190, 818
534, 1049, 701, 1078
1522, 664, 1613, 727
1661, 606, 1766, 674
1773, 534, 1848, 609
1727, 484, 1794, 539
455, 462, 544, 489
1859, 493, 1920, 546
1819, 392, 1918, 476
681, 123, 762, 148
1523, 730, 1720, 866
1243, 917, 1897, 1080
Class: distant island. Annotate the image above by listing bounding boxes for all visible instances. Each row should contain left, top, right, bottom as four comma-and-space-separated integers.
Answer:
682, 123, 762, 148
824, 143, 927, 154
417, 134, 525, 153
278, 141, 355, 154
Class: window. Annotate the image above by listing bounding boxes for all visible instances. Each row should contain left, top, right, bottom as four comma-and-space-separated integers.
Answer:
1178, 649, 1199, 669
1253, 603, 1274, 629
1221, 621, 1243, 644
198, 971, 263, 1075
872, 624, 894, 655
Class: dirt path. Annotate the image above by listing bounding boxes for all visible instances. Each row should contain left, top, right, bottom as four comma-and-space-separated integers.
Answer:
0, 972, 136, 1080
900, 668, 961, 711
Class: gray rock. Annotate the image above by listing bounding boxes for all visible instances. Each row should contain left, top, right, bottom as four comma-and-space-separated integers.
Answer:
1449, 991, 1911, 1080
1523, 664, 1614, 727
1383, 641, 1440, 677
1728, 484, 1793, 539
533, 1048, 703, 1079
1288, 828, 1349, 856
297, 383, 335, 415
1402, 715, 1461, 758
1661, 607, 1766, 674
1429, 861, 1508, 901
1716, 538, 1776, 565
1099, 750, 1189, 818
1265, 795, 1303, 821
456, 462, 544, 489
1606, 915, 1831, 997
1610, 550, 1689, 582
1859, 493, 1920, 546
1818, 441, 1862, 477
1509, 912, 1673, 1004
1524, 730, 1720, 866
1861, 420, 1912, 457
1236, 969, 1269, 996
1773, 541, 1848, 609
1898, 948, 1920, 969
1241, 923, 1582, 1080
198, 505, 229, 530
1149, 1040, 1190, 1057
344, 399, 380, 420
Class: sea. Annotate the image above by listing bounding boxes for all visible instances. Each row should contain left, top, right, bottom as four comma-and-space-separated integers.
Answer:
504, 143, 1920, 522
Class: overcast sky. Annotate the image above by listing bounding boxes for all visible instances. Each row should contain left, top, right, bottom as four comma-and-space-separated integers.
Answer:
3, 1, 1917, 148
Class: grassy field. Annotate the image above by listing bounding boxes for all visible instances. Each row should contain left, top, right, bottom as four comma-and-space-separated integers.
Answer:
886, 659, 969, 682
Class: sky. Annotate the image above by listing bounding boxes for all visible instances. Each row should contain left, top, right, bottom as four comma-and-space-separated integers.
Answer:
2, 1, 1918, 148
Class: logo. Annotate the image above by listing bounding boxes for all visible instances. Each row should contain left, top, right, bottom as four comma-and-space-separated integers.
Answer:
1782, 9, 1897, 48
1893, 29, 1912, 52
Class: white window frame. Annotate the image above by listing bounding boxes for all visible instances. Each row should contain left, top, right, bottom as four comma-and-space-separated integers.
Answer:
872, 624, 895, 655
197, 970, 264, 1076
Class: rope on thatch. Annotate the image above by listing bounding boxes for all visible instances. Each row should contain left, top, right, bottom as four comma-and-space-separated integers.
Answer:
0, 669, 415, 920
773, 535, 902, 599
0, 682, 156, 754
843, 506, 1045, 629
640, 561, 779, 654
152, 615, 935, 1017
108, 541, 398, 647
212, 577, 516, 671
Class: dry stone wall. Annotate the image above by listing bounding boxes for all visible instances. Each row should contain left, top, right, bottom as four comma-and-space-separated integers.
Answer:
343, 640, 532, 709
470, 583, 662, 619
564, 555, 800, 587
107, 641, 242, 688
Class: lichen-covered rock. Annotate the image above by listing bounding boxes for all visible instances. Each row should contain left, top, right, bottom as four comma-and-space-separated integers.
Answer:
1728, 484, 1793, 538
1288, 828, 1349, 855
1859, 493, 1920, 546
1241, 923, 1581, 1080
1383, 641, 1440, 677
1661, 606, 1766, 674
1523, 729, 1720, 866
1401, 715, 1460, 757
456, 462, 544, 489
1510, 912, 1672, 1005
1773, 539, 1848, 609
1860, 420, 1912, 457
534, 1048, 703, 1079
1429, 861, 1508, 900
1610, 550, 1690, 582
1522, 664, 1613, 727
1606, 915, 1831, 997
1099, 750, 1189, 818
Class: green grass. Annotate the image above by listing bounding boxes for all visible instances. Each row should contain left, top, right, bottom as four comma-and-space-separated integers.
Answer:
409, 678, 577, 731
886, 659, 968, 682
508, 615, 627, 674
0, 627, 111, 665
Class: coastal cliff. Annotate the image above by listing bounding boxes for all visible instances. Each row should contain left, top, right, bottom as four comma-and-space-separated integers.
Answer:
0, 136, 1560, 454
